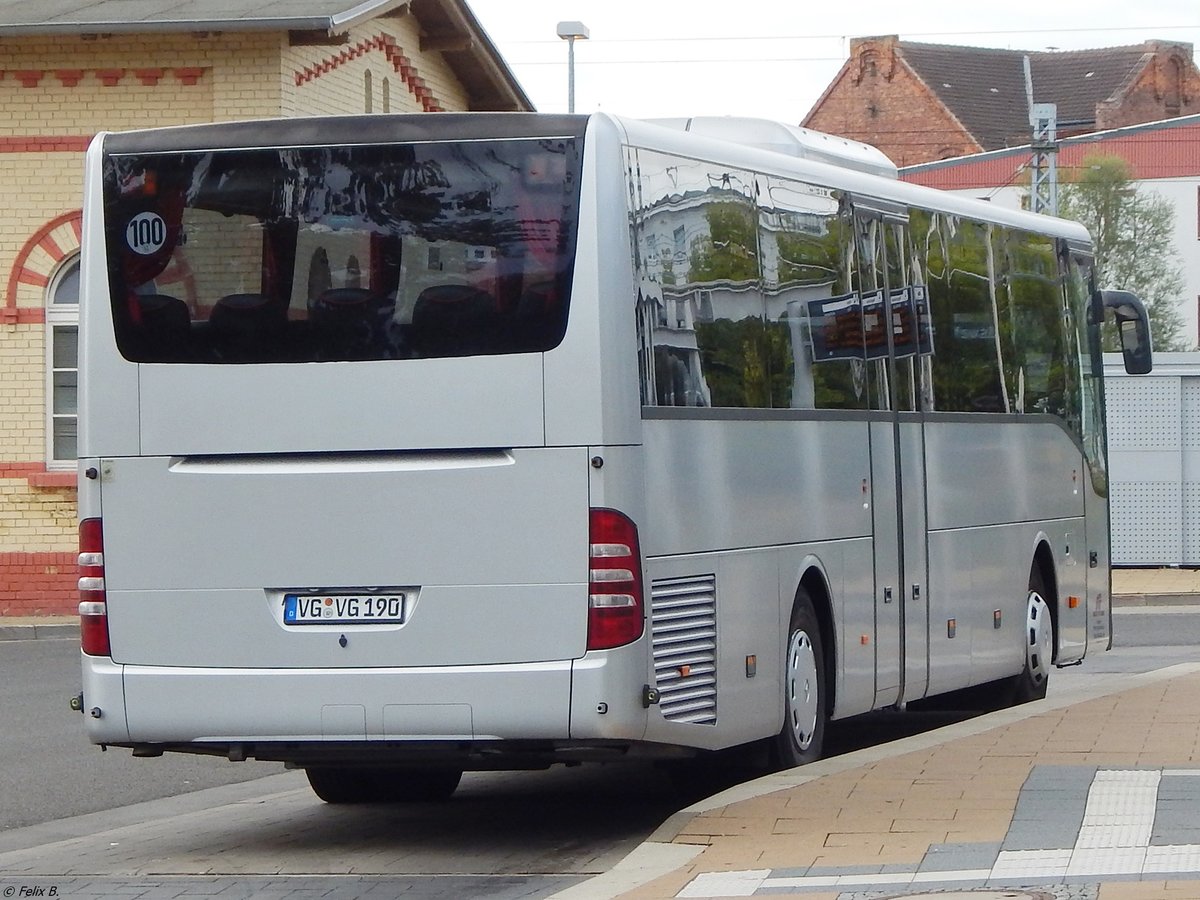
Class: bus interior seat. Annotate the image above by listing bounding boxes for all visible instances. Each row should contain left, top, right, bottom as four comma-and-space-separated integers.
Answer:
409, 284, 497, 356
126, 292, 190, 358
513, 279, 564, 349
209, 293, 287, 360
309, 287, 396, 358
135, 292, 189, 332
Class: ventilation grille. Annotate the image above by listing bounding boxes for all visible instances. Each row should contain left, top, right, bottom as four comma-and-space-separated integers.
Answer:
651, 574, 717, 725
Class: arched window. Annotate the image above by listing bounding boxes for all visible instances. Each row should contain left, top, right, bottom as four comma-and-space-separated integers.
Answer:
365, 70, 373, 113
46, 255, 80, 465
383, 77, 391, 113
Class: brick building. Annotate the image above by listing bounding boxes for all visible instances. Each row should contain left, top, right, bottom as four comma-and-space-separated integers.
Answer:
0, 0, 530, 617
802, 35, 1200, 167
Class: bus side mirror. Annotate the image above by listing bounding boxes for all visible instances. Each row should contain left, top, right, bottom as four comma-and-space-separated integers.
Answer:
1100, 289, 1153, 375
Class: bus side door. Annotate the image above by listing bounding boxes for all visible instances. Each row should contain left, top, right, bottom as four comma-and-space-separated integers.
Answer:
853, 205, 931, 708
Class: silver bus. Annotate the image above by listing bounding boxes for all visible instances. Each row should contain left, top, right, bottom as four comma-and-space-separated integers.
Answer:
76, 113, 1151, 803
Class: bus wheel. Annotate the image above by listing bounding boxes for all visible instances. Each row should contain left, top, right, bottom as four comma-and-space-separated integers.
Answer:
304, 767, 376, 804
772, 589, 827, 769
1012, 568, 1053, 703
378, 768, 463, 802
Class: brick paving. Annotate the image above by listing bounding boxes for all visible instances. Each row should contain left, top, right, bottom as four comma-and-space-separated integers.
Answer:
611, 664, 1200, 899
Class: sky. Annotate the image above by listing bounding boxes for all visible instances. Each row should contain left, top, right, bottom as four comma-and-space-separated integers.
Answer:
465, 0, 1200, 122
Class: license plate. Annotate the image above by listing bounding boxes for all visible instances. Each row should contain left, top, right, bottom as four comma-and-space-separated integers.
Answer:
283, 592, 406, 625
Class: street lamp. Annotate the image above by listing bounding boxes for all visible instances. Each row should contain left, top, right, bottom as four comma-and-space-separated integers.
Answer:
556, 20, 589, 114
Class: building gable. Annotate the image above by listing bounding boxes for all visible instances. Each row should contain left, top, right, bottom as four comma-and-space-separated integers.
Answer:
807, 35, 1200, 166
802, 35, 980, 167
0, 0, 532, 113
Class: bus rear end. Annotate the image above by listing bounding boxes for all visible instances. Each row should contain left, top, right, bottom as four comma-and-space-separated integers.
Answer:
76, 114, 648, 800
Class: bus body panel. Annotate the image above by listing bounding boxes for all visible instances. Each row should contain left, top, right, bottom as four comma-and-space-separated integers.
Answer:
117, 662, 574, 743
138, 355, 546, 456
926, 521, 1065, 692
1053, 517, 1090, 663
923, 418, 1088, 692
80, 655, 130, 744
98, 446, 590, 668
545, 115, 643, 450
638, 416, 880, 741
924, 418, 1086, 529
1082, 476, 1113, 656
79, 137, 140, 458
639, 416, 873, 556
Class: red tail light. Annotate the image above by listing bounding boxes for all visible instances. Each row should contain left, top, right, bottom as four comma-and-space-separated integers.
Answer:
78, 518, 111, 657
587, 508, 644, 650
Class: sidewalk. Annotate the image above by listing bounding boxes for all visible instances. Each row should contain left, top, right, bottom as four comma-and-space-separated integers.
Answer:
0, 614, 77, 641
573, 662, 1200, 900
1112, 567, 1200, 606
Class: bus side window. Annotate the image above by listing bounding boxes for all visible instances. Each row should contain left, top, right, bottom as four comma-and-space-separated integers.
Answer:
627, 151, 763, 409
923, 216, 1009, 413
762, 175, 864, 410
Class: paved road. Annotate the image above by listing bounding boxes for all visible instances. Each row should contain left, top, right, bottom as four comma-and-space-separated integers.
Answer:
1, 639, 284, 832
2, 605, 1197, 900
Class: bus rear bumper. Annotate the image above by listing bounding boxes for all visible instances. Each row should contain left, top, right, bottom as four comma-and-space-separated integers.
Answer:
83, 657, 577, 746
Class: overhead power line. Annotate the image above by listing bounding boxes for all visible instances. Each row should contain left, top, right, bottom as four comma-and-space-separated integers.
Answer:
499, 23, 1200, 47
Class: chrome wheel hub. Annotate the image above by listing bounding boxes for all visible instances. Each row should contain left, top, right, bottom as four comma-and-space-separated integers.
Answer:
786, 629, 820, 750
1026, 590, 1053, 686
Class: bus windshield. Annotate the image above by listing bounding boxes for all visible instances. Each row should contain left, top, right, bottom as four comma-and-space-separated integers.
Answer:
101, 137, 581, 363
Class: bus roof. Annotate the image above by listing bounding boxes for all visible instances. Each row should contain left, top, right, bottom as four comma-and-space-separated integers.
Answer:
611, 113, 1092, 245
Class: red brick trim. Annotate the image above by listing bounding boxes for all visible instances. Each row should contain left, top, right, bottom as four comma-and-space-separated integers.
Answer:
293, 33, 445, 112
0, 462, 77, 489
28, 471, 77, 488
17, 268, 49, 288
2, 68, 205, 89
0, 551, 77, 617
37, 230, 64, 260
95, 69, 126, 87
4, 209, 82, 323
0, 307, 43, 324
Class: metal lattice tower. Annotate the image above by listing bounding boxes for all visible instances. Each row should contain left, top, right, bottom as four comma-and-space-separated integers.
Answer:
1024, 56, 1059, 216
1030, 103, 1059, 215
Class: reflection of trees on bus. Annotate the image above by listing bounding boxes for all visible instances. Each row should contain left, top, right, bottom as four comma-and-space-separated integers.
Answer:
631, 151, 1086, 434
915, 209, 1079, 430
688, 202, 759, 284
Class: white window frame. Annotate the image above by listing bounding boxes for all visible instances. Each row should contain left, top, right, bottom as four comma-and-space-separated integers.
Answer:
45, 255, 80, 468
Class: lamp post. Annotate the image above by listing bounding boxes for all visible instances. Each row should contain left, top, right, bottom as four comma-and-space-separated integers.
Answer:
556, 20, 589, 113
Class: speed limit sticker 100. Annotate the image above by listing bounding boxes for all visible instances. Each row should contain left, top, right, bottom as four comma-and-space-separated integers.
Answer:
126, 212, 167, 256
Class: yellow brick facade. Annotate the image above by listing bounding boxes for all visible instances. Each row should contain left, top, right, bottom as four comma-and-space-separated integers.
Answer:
0, 7, 517, 615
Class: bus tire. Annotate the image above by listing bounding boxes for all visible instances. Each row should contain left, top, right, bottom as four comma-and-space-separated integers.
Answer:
1011, 566, 1053, 704
304, 766, 462, 803
304, 766, 376, 804
379, 768, 463, 802
772, 588, 827, 769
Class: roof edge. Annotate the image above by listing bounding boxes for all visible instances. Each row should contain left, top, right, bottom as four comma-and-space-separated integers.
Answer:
0, 0, 410, 36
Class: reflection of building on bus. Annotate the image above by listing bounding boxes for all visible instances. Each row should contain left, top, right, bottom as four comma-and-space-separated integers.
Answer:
77, 113, 1151, 805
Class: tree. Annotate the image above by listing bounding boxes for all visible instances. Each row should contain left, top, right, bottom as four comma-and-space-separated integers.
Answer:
1058, 153, 1189, 351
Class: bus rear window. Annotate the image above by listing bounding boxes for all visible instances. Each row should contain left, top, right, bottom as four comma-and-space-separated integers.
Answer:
101, 138, 581, 363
